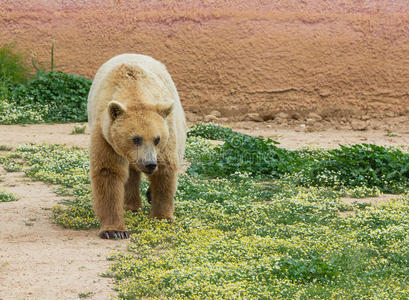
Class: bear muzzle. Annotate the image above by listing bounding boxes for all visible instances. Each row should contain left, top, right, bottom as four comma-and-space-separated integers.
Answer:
144, 162, 157, 174
137, 160, 157, 175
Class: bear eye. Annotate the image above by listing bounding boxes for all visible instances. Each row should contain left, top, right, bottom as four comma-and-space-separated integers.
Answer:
132, 136, 143, 146
154, 137, 160, 146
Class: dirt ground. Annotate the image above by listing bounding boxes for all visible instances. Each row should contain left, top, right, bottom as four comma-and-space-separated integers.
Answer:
1, 120, 408, 150
0, 166, 127, 300
0, 121, 408, 299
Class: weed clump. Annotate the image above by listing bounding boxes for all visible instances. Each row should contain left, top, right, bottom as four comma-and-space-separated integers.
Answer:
188, 123, 245, 140
0, 43, 31, 90
188, 124, 409, 193
0, 42, 91, 124
71, 124, 87, 135
293, 144, 409, 193
7, 71, 91, 123
0, 190, 18, 202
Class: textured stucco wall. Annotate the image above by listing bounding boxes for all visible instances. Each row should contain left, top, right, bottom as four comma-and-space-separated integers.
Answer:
1, 0, 409, 119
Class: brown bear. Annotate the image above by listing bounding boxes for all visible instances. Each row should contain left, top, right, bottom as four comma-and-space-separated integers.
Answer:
87, 54, 186, 239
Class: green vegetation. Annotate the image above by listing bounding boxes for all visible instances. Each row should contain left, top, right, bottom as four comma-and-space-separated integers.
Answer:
187, 123, 246, 140
385, 132, 398, 137
1, 71, 91, 123
31, 39, 56, 73
0, 42, 91, 124
71, 124, 87, 135
1, 124, 408, 299
0, 42, 32, 100
78, 291, 94, 298
0, 190, 18, 202
0, 153, 23, 172
188, 124, 409, 193
0, 145, 13, 151
293, 144, 409, 193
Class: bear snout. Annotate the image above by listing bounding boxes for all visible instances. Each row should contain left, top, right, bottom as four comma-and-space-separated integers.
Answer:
145, 162, 157, 172
140, 161, 157, 174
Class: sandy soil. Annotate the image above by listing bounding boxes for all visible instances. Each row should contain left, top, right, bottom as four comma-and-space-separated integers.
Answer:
0, 166, 127, 300
1, 121, 408, 150
0, 121, 408, 299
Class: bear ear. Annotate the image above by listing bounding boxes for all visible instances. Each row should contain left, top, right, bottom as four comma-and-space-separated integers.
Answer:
108, 100, 126, 121
155, 102, 174, 118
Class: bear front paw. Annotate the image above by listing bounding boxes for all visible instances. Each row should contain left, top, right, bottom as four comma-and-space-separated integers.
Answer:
99, 230, 130, 239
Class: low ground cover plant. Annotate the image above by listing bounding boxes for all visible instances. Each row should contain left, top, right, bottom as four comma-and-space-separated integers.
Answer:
0, 145, 13, 151
0, 190, 18, 202
294, 144, 409, 193
0, 43, 91, 124
71, 124, 87, 135
9, 71, 91, 122
188, 124, 409, 193
187, 123, 246, 140
1, 124, 409, 298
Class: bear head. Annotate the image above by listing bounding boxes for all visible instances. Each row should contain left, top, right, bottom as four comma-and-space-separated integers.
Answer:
105, 100, 173, 175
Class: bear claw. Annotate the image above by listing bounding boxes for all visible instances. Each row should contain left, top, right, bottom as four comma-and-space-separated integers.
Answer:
99, 230, 130, 239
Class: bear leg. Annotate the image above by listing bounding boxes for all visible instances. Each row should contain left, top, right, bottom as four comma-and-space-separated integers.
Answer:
148, 164, 177, 221
91, 166, 129, 239
90, 131, 130, 239
124, 166, 142, 211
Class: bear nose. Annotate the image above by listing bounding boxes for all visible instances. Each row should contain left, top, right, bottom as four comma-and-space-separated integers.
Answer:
145, 162, 157, 172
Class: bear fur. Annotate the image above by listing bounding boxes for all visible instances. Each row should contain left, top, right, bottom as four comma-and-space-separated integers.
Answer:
87, 54, 186, 239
